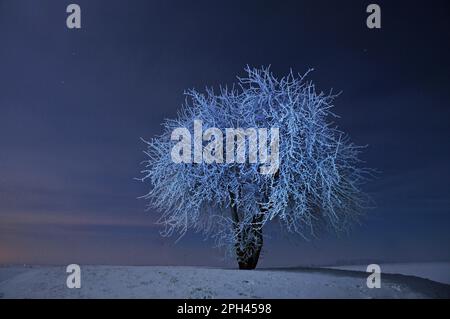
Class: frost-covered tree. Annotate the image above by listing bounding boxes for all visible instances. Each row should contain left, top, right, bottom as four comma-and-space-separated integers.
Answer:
138, 66, 371, 269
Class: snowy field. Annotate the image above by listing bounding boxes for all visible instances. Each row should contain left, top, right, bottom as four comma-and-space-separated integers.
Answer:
0, 264, 449, 299
327, 262, 450, 285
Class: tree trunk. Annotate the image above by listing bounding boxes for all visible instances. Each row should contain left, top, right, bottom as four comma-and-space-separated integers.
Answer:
229, 171, 277, 270
229, 191, 264, 270
235, 224, 263, 270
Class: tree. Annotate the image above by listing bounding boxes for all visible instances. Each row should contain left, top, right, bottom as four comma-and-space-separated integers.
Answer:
138, 66, 372, 269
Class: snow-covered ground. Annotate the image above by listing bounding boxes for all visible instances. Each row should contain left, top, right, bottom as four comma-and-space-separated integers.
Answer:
327, 262, 450, 285
0, 264, 449, 299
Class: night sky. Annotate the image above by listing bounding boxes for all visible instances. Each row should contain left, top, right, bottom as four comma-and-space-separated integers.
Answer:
1, 0, 449, 266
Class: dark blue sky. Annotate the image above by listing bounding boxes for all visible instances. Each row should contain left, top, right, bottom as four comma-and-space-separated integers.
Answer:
0, 0, 449, 266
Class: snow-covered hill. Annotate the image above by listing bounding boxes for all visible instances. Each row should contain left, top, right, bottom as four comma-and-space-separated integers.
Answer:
328, 262, 450, 285
1, 264, 449, 299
